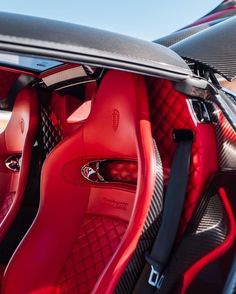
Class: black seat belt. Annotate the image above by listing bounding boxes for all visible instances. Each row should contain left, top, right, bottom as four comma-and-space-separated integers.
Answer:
133, 129, 194, 293
8, 74, 36, 108
223, 253, 236, 294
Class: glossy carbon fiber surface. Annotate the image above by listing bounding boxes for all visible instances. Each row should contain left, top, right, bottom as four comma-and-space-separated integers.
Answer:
115, 141, 163, 294
155, 19, 224, 47
0, 13, 191, 80
171, 17, 236, 81
155, 190, 228, 293
213, 107, 236, 170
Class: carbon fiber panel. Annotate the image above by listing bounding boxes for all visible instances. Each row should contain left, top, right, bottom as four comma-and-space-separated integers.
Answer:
115, 142, 163, 294
115, 173, 230, 294
171, 17, 236, 81
156, 192, 228, 293
155, 20, 220, 48
213, 108, 236, 170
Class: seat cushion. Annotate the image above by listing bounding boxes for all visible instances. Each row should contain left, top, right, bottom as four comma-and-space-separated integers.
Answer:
57, 214, 128, 294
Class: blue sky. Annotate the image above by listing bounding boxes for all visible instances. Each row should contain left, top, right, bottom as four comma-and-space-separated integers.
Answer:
1, 0, 221, 40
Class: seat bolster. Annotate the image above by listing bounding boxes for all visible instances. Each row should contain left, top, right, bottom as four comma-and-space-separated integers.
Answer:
0, 87, 38, 242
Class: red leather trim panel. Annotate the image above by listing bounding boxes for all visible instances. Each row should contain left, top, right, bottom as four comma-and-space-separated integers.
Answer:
181, 187, 236, 293
87, 185, 136, 222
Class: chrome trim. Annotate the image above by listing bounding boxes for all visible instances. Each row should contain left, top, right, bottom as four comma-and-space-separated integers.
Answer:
5, 155, 21, 172
81, 160, 105, 183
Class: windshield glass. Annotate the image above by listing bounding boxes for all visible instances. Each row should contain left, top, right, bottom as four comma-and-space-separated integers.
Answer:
0, 52, 63, 73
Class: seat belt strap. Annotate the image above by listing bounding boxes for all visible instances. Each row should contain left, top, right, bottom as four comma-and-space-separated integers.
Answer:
134, 129, 193, 293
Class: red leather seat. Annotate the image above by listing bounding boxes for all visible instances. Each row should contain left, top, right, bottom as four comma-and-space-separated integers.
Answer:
40, 82, 97, 156
2, 70, 158, 294
47, 92, 83, 137
148, 78, 218, 233
0, 87, 38, 242
116, 78, 220, 293
147, 79, 225, 292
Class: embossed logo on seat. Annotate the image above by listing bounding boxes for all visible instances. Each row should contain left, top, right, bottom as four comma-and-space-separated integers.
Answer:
102, 197, 128, 211
112, 109, 119, 131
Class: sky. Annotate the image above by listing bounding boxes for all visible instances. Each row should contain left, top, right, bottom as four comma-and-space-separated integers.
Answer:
1, 0, 221, 40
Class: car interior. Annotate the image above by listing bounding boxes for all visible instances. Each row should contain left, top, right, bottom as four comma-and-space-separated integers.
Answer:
0, 53, 235, 294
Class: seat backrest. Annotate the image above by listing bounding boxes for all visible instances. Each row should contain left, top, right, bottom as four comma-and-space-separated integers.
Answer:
40, 92, 81, 156
0, 87, 38, 242
0, 70, 19, 101
40, 81, 97, 156
2, 70, 159, 294
148, 78, 218, 233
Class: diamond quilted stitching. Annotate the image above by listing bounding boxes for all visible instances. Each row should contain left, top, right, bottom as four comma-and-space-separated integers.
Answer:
41, 106, 64, 155
57, 214, 127, 294
101, 161, 137, 184
148, 78, 206, 232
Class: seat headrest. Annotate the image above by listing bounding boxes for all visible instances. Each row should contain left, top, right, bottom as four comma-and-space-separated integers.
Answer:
3, 87, 38, 153
83, 70, 149, 159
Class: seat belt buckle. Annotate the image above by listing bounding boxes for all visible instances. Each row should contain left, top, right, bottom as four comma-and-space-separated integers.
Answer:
148, 265, 164, 289
148, 265, 159, 287
146, 254, 165, 289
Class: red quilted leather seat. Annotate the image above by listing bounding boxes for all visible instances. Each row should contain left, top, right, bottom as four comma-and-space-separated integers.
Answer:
0, 87, 38, 242
148, 78, 218, 233
2, 70, 157, 294
116, 78, 220, 293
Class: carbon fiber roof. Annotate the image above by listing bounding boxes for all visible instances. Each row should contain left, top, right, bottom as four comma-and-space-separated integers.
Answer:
0, 12, 191, 79
171, 16, 236, 81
